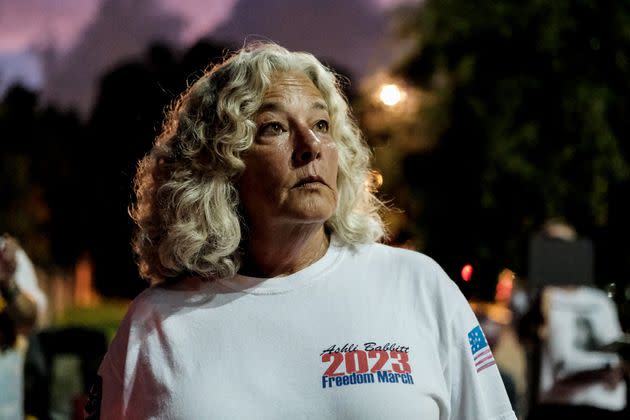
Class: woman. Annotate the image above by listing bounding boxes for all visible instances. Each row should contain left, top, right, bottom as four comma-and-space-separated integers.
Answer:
95, 43, 516, 419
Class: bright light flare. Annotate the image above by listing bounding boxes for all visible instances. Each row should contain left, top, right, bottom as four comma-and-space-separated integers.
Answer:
379, 84, 403, 106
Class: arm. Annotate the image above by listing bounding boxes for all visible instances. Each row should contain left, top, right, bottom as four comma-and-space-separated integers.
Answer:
440, 279, 516, 420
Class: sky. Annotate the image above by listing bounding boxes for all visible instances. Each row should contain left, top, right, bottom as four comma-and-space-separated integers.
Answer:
0, 0, 418, 114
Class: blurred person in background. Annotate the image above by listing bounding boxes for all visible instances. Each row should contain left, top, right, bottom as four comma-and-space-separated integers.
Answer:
0, 234, 47, 420
475, 308, 518, 413
89, 43, 516, 419
526, 220, 629, 419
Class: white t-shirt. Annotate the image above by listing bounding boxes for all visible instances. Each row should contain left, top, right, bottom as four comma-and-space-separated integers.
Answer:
99, 240, 516, 420
538, 286, 626, 410
0, 249, 48, 420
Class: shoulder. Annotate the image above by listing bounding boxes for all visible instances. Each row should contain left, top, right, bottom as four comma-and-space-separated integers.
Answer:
548, 286, 612, 312
357, 242, 456, 281
14, 248, 47, 310
350, 242, 444, 274
577, 286, 619, 315
117, 284, 182, 329
577, 285, 609, 301
346, 242, 465, 309
14, 248, 37, 285
107, 285, 174, 345
113, 276, 214, 337
104, 284, 184, 366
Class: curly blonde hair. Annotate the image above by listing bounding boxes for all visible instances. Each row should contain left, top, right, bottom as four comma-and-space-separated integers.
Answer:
131, 42, 386, 284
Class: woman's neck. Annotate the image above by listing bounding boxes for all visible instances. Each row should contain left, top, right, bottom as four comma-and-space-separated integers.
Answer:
239, 223, 330, 278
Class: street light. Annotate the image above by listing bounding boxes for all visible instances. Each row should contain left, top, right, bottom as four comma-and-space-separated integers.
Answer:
378, 84, 404, 107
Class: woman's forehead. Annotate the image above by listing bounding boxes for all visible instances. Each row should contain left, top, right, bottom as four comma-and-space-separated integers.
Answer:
262, 71, 325, 102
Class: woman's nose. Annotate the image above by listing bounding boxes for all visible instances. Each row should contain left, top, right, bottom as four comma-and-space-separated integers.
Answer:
292, 125, 322, 165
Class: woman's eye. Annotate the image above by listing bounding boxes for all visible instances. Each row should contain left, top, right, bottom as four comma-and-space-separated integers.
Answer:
314, 120, 329, 133
259, 122, 285, 136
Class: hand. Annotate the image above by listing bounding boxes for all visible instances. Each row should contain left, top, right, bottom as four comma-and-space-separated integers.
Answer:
603, 365, 624, 390
0, 234, 19, 287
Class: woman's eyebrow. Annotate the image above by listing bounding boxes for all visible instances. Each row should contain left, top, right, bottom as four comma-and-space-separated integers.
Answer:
256, 100, 329, 115
257, 101, 281, 114
311, 100, 328, 112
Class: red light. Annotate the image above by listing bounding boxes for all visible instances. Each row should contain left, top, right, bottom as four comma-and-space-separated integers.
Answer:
461, 264, 473, 282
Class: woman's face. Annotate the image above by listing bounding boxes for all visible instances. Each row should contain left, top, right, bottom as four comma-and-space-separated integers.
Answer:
238, 71, 339, 231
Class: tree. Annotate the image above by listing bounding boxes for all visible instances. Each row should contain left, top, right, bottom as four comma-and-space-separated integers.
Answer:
0, 85, 86, 266
86, 40, 227, 297
390, 0, 630, 294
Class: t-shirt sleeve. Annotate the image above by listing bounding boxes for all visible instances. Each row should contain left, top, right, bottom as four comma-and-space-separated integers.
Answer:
96, 292, 162, 419
443, 282, 517, 420
98, 351, 126, 419
97, 309, 133, 420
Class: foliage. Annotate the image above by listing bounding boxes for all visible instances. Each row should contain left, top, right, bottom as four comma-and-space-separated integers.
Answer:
53, 300, 130, 343
0, 86, 88, 266
391, 0, 630, 289
0, 40, 228, 297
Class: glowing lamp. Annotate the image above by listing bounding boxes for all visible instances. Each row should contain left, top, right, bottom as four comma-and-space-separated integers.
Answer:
379, 84, 403, 106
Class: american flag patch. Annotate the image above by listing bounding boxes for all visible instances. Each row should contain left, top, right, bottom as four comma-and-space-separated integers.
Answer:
467, 325, 496, 373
